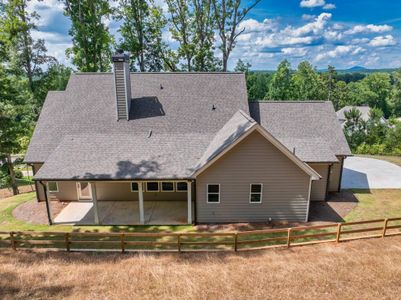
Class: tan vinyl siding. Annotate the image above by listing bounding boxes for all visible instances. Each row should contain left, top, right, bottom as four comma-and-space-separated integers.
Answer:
47, 181, 78, 201
309, 164, 329, 201
329, 156, 344, 192
32, 163, 45, 201
196, 131, 311, 222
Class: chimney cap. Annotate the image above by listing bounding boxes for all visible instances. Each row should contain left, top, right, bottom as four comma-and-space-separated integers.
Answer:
112, 50, 130, 62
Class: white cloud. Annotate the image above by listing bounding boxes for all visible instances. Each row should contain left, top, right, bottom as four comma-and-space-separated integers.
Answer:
281, 47, 308, 57
285, 13, 332, 37
31, 31, 72, 65
345, 24, 393, 35
315, 45, 364, 61
323, 3, 336, 10
27, 0, 64, 27
300, 0, 326, 8
302, 14, 316, 21
369, 35, 397, 47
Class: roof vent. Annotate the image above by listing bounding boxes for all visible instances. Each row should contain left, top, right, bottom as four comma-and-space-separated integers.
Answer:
148, 130, 152, 138
212, 104, 216, 111
160, 84, 163, 90
112, 51, 131, 121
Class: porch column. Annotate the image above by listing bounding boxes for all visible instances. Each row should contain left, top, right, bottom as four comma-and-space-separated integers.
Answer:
138, 182, 145, 224
91, 182, 100, 224
187, 181, 192, 224
43, 182, 53, 225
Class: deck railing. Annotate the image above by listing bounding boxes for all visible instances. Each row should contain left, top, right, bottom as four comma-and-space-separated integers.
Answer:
1, 217, 401, 253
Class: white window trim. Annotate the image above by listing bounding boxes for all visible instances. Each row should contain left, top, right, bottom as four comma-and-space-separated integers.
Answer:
146, 182, 160, 192
176, 181, 188, 192
161, 182, 175, 192
249, 183, 263, 204
47, 181, 59, 193
130, 182, 139, 192
207, 184, 220, 204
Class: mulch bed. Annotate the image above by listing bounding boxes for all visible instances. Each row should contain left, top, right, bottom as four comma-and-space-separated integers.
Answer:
12, 200, 66, 225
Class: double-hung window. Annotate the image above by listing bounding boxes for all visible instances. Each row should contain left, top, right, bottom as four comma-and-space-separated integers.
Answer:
47, 181, 58, 193
207, 184, 220, 203
249, 184, 263, 203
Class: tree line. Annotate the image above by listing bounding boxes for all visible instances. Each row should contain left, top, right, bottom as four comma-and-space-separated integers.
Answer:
238, 59, 401, 155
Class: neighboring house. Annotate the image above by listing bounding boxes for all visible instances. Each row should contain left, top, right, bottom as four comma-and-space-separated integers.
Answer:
25, 52, 351, 225
336, 105, 386, 127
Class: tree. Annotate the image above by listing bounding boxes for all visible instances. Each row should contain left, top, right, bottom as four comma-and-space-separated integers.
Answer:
116, 0, 167, 72
2, 0, 55, 91
362, 73, 391, 117
234, 58, 251, 73
390, 68, 401, 117
291, 61, 325, 100
343, 107, 367, 151
247, 72, 269, 101
212, 0, 261, 71
62, 0, 113, 72
267, 60, 292, 100
32, 63, 72, 114
192, 0, 219, 71
0, 66, 31, 195
166, 0, 195, 71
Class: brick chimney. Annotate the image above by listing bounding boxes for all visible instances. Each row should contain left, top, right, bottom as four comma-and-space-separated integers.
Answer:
112, 50, 131, 120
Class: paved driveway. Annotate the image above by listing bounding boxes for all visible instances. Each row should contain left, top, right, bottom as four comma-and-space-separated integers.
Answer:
342, 157, 401, 189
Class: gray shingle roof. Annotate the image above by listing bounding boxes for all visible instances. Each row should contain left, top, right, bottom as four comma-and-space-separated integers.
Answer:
195, 110, 256, 171
34, 133, 212, 180
249, 101, 351, 162
25, 72, 249, 163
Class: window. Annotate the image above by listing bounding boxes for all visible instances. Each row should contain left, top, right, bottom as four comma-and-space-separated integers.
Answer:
176, 182, 188, 192
146, 182, 159, 192
207, 184, 220, 203
161, 182, 174, 192
249, 184, 263, 203
47, 181, 58, 193
131, 182, 139, 192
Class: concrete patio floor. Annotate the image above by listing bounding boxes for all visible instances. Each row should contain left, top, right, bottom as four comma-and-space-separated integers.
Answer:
53, 201, 188, 225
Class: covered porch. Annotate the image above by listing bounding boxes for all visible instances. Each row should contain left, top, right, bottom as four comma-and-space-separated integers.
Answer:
44, 180, 194, 225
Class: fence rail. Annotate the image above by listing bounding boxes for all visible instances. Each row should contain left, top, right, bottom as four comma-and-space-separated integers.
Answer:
1, 217, 401, 253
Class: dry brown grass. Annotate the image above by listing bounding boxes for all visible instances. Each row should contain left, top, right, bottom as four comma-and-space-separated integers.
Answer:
1, 236, 401, 300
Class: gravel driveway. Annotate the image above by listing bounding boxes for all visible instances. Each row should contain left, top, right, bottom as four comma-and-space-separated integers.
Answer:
342, 156, 401, 189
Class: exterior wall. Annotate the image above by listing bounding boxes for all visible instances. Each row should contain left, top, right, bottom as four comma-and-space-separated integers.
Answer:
195, 131, 311, 223
32, 163, 45, 201
46, 181, 187, 202
329, 156, 344, 192
309, 164, 329, 201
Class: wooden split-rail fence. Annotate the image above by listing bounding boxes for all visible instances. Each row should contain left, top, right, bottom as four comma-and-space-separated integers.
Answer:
1, 217, 401, 253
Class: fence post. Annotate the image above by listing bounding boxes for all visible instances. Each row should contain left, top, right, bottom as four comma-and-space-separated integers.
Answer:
177, 234, 181, 253
234, 233, 238, 252
336, 223, 342, 243
287, 228, 292, 248
120, 233, 125, 253
65, 233, 70, 252
10, 232, 16, 251
382, 219, 389, 238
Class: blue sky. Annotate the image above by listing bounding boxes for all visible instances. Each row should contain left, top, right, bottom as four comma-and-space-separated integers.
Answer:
28, 0, 401, 70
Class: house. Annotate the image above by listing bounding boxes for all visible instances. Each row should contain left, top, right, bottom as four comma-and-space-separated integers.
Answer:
336, 105, 386, 127
25, 52, 351, 225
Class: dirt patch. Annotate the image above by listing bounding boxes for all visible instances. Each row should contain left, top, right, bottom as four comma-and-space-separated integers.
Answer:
12, 200, 66, 225
309, 190, 358, 223
0, 185, 35, 200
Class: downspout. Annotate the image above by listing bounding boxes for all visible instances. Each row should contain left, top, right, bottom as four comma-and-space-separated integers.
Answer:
325, 164, 333, 200
193, 180, 197, 225
39, 181, 53, 225
338, 156, 345, 192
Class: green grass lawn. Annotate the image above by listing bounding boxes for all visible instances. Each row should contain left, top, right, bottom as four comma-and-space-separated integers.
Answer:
1, 190, 400, 251
358, 154, 401, 168
345, 189, 401, 221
